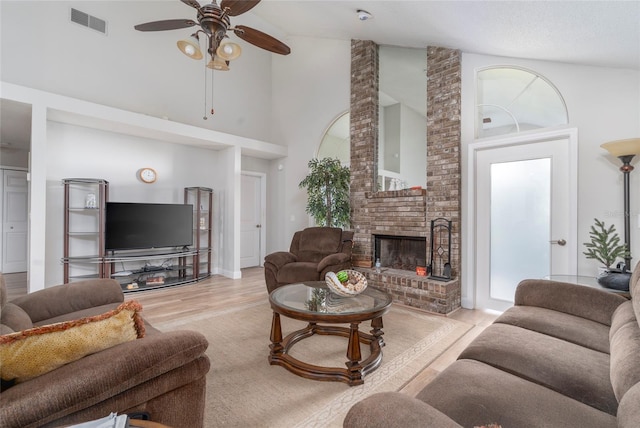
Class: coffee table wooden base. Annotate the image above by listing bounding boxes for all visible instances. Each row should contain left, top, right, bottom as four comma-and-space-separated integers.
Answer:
269, 313, 385, 386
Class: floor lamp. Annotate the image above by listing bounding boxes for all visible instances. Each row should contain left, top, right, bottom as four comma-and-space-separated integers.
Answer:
600, 138, 640, 272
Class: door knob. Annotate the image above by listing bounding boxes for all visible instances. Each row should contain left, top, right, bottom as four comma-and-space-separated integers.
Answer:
550, 239, 566, 246
256, 224, 262, 228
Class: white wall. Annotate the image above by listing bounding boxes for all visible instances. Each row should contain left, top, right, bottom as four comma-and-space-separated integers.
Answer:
270, 36, 351, 249
461, 53, 640, 307
44, 122, 223, 285
399, 103, 426, 188
380, 103, 426, 188
0, 149, 29, 168
383, 104, 401, 172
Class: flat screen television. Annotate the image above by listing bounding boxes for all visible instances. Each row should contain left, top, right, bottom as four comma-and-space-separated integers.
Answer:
105, 202, 193, 251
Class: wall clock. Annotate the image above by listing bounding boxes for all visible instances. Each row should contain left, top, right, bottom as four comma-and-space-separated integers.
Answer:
138, 167, 157, 184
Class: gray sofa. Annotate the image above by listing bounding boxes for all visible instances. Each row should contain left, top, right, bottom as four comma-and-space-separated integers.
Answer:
0, 275, 210, 428
344, 264, 640, 427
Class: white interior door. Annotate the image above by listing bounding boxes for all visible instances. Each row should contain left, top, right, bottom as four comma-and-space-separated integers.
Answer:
474, 134, 577, 311
2, 169, 29, 273
240, 173, 264, 268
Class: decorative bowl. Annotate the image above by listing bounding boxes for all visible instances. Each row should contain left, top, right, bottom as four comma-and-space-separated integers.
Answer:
325, 270, 368, 297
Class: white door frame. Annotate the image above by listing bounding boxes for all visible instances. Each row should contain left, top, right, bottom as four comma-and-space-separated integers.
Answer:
240, 171, 266, 267
463, 126, 578, 309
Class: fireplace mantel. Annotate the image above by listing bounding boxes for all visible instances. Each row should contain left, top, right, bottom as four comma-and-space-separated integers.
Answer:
365, 188, 426, 199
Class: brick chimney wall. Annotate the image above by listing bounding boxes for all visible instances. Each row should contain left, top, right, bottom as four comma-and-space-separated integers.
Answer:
426, 46, 462, 282
349, 42, 462, 314
350, 40, 378, 267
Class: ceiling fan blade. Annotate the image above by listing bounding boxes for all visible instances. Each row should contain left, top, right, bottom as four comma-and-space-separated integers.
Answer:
134, 19, 197, 32
220, 0, 260, 16
181, 0, 202, 10
233, 25, 290, 55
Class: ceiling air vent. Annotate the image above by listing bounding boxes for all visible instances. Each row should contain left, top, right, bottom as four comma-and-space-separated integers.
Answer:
70, 8, 107, 35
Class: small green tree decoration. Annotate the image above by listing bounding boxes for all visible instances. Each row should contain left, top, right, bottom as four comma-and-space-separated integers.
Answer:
299, 158, 350, 228
583, 218, 630, 269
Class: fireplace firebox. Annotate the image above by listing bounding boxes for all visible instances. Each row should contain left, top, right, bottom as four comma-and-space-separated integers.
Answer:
374, 235, 427, 272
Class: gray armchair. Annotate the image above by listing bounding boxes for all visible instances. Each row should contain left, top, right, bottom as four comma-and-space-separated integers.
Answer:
264, 227, 354, 293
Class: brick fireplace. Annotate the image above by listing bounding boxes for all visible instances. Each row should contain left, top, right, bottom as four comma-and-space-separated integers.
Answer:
349, 41, 461, 314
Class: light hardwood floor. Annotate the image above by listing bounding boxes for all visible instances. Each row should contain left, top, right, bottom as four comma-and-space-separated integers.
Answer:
2, 268, 498, 396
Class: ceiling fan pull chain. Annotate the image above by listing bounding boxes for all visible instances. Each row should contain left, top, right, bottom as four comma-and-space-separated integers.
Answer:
203, 55, 208, 120
210, 66, 215, 115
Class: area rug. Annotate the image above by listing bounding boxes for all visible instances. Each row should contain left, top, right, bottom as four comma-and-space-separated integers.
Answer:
154, 302, 472, 428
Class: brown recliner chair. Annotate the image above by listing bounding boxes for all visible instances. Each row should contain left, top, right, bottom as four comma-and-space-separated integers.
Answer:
0, 274, 210, 428
264, 227, 354, 293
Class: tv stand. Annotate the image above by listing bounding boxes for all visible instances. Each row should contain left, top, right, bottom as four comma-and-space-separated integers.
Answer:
105, 248, 199, 292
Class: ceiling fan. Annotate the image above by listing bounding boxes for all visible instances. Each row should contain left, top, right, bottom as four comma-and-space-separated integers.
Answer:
135, 0, 290, 118
134, 0, 290, 70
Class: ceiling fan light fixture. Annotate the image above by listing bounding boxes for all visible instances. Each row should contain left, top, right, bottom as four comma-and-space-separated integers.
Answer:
177, 33, 203, 60
207, 56, 230, 71
216, 41, 242, 61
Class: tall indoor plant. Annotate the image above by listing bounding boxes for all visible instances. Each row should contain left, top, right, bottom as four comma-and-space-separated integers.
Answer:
299, 158, 350, 228
583, 218, 631, 290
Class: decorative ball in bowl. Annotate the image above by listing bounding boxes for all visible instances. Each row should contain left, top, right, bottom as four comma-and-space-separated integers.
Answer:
325, 270, 368, 297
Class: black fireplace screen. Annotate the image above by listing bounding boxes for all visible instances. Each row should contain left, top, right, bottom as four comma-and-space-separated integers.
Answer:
374, 235, 427, 271
429, 218, 452, 281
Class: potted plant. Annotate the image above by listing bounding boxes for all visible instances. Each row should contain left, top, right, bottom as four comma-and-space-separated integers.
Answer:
299, 157, 350, 228
583, 218, 631, 290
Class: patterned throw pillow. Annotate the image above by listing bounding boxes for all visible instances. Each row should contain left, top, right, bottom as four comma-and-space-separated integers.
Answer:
0, 300, 145, 383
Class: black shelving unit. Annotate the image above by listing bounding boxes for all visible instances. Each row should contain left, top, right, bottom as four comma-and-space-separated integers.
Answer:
62, 178, 109, 283
185, 187, 213, 280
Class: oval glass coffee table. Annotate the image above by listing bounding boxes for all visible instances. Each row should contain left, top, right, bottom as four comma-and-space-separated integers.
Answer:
268, 281, 392, 386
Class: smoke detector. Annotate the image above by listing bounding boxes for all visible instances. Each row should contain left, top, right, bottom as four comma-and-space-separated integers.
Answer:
357, 9, 373, 21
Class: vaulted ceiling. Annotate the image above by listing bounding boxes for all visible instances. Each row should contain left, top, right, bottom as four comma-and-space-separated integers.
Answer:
2, 1, 639, 152
253, 0, 640, 70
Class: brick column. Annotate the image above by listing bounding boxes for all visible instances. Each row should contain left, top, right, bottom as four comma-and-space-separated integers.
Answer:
350, 40, 378, 267
427, 47, 461, 281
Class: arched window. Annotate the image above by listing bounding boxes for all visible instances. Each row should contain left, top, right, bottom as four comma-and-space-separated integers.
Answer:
317, 111, 350, 165
476, 66, 568, 138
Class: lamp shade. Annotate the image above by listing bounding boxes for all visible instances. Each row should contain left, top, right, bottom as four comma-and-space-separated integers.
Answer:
177, 34, 203, 60
216, 41, 242, 61
207, 56, 230, 71
601, 138, 640, 157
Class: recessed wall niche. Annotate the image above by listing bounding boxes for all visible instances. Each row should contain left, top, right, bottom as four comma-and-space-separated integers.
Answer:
378, 45, 427, 191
